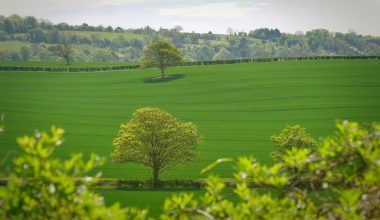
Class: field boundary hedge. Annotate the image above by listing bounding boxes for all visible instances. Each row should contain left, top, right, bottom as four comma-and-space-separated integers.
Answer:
0, 64, 141, 72
0, 178, 235, 189
1, 56, 379, 72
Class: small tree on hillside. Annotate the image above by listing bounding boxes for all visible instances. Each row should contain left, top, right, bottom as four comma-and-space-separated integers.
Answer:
112, 107, 202, 187
141, 39, 183, 79
271, 125, 318, 163
49, 40, 73, 65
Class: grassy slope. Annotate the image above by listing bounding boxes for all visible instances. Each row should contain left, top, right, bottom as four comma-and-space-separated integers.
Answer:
96, 187, 237, 218
1, 60, 380, 181
0, 41, 31, 52
96, 188, 205, 218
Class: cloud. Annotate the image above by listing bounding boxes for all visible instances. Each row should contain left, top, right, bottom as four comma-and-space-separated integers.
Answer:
157, 2, 257, 18
1, 0, 146, 11
255, 2, 272, 7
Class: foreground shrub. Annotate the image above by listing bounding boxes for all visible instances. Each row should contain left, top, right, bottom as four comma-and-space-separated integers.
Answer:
270, 124, 318, 163
162, 121, 380, 219
0, 127, 146, 220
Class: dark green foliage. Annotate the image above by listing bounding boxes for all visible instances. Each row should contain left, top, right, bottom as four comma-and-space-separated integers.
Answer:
96, 179, 205, 189
3, 19, 15, 35
20, 46, 31, 61
249, 28, 281, 40
28, 27, 47, 43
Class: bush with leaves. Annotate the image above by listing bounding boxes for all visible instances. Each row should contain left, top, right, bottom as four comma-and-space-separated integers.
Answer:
162, 121, 380, 219
0, 127, 146, 220
270, 125, 318, 163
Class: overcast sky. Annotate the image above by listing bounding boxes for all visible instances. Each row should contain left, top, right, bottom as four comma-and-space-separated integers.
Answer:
1, 0, 380, 35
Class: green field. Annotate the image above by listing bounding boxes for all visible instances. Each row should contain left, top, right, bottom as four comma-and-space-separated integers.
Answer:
61, 31, 147, 41
96, 188, 205, 217
1, 60, 380, 181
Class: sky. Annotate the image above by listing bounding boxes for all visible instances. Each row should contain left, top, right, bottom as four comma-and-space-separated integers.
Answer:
1, 0, 380, 35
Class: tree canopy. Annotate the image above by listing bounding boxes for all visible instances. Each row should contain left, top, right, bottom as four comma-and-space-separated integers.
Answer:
270, 125, 318, 163
141, 39, 183, 79
112, 107, 202, 187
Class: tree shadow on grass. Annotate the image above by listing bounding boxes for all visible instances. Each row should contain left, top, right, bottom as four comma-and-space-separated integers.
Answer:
113, 187, 202, 192
143, 74, 185, 83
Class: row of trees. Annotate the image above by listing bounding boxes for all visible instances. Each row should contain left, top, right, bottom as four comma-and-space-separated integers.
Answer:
1, 14, 380, 62
0, 14, 122, 34
0, 44, 122, 62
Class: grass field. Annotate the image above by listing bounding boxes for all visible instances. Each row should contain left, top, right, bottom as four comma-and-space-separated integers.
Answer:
1, 60, 380, 181
96, 188, 205, 217
0, 61, 137, 67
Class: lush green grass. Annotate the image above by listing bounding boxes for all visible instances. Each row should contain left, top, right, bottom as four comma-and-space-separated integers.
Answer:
96, 188, 205, 218
0, 61, 138, 67
1, 60, 380, 181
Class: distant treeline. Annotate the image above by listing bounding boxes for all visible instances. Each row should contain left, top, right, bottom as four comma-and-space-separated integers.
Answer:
0, 14, 380, 63
1, 56, 379, 72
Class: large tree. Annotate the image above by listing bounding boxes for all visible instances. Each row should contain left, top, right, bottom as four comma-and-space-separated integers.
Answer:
141, 39, 183, 79
112, 107, 202, 187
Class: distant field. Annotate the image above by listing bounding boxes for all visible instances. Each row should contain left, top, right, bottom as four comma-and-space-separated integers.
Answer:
1, 60, 380, 181
61, 31, 147, 41
0, 41, 31, 52
0, 61, 137, 67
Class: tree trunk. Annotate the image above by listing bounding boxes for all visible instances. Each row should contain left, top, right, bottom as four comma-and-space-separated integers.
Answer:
152, 166, 160, 187
66, 56, 70, 65
160, 68, 164, 79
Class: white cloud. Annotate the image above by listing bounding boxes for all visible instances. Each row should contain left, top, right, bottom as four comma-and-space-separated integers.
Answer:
157, 2, 256, 18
